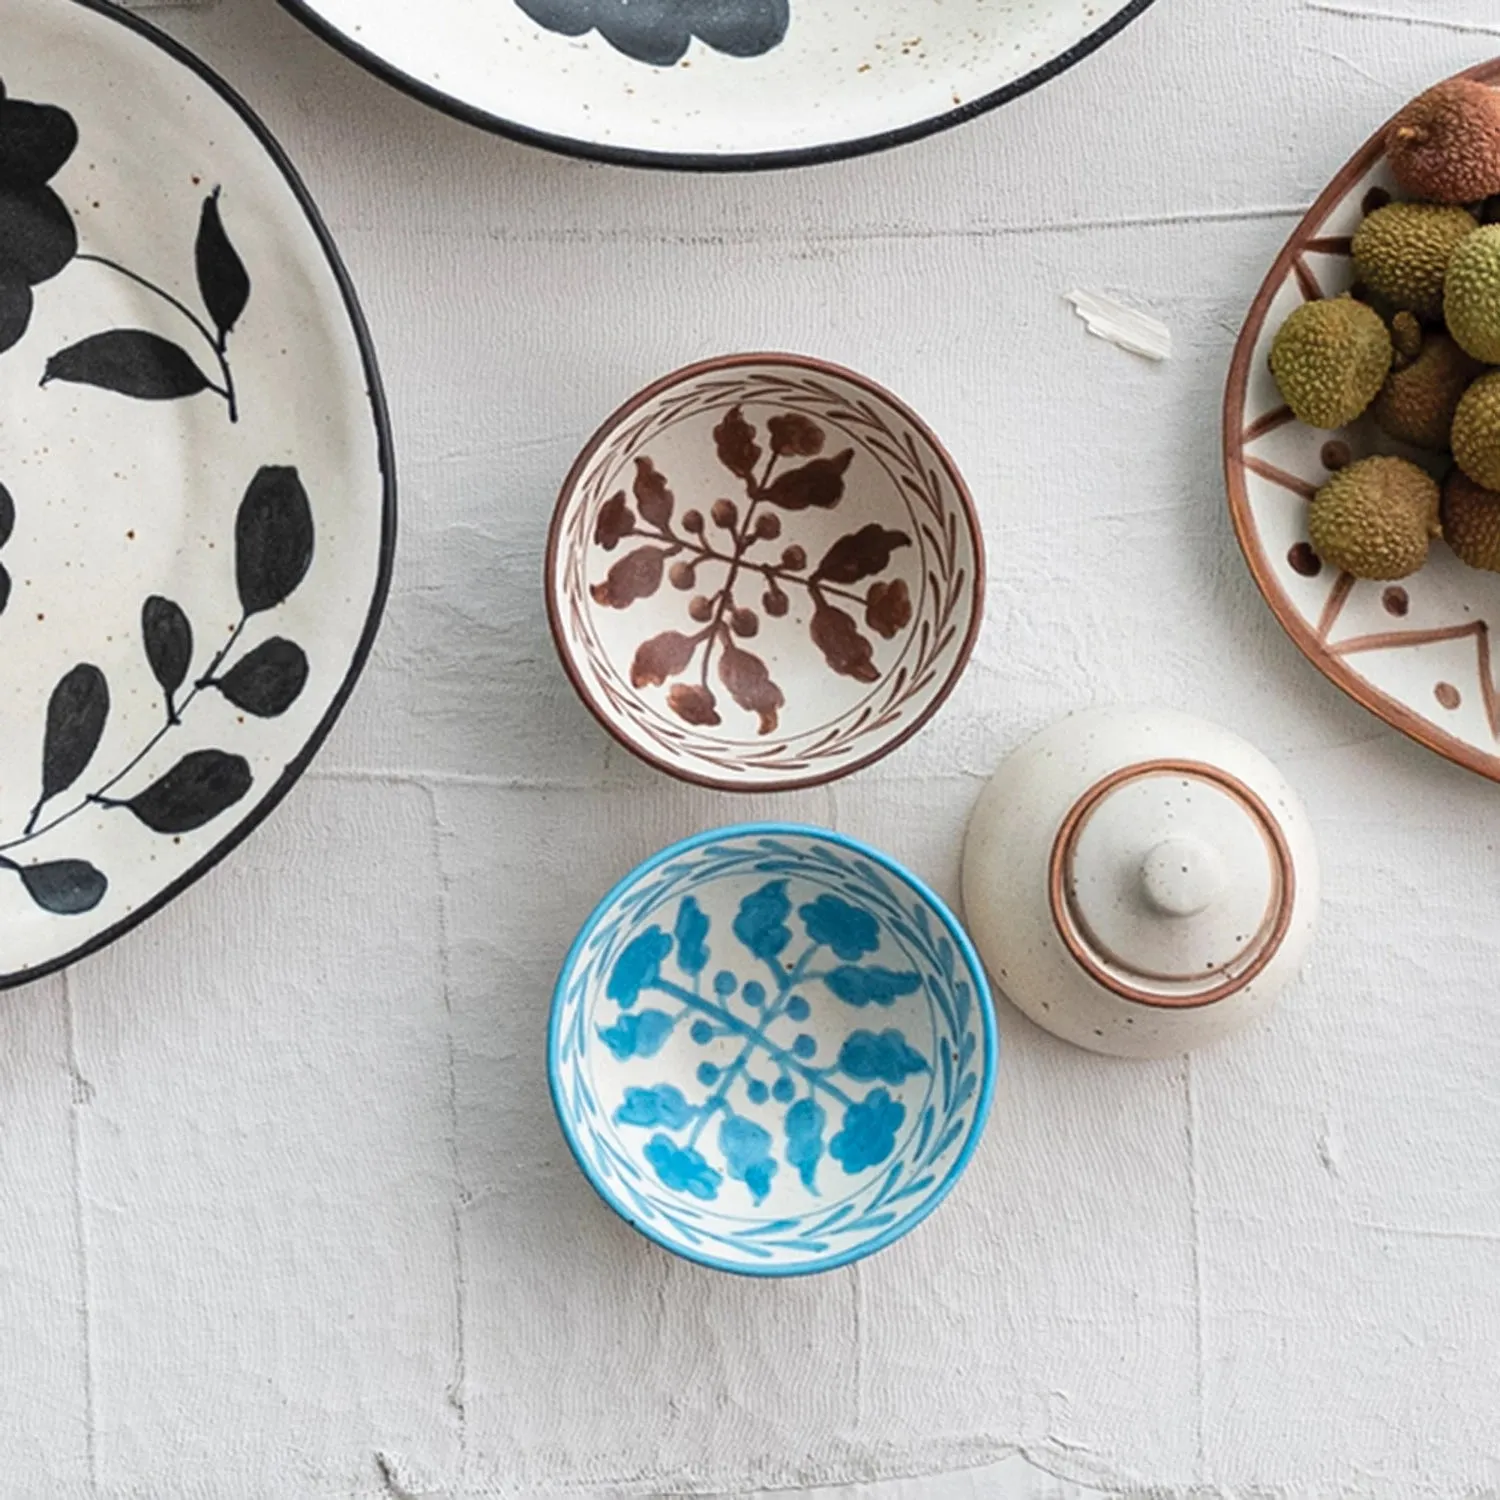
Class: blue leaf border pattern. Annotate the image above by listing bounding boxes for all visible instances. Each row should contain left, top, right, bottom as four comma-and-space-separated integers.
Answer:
549, 824, 998, 1277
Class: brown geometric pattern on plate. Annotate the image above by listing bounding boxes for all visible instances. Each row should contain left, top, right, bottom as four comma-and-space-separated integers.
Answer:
1223, 61, 1500, 783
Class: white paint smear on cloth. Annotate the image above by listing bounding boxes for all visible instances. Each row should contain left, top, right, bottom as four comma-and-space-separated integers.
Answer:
1065, 291, 1173, 362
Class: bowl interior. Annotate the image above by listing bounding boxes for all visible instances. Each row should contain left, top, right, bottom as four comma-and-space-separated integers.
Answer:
550, 827, 995, 1275
549, 357, 982, 790
1225, 65, 1500, 783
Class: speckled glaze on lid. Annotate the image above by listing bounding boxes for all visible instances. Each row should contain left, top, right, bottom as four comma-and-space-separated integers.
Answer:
962, 709, 1320, 1059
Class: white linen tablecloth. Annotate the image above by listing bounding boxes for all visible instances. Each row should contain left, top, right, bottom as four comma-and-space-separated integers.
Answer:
5, 1, 1500, 1495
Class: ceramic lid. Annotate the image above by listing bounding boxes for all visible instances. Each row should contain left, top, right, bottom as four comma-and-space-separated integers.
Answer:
961, 708, 1320, 1059
1050, 759, 1295, 1007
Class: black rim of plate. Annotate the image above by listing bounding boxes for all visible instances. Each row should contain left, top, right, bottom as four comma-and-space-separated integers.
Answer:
274, 0, 1162, 172
1, 0, 397, 991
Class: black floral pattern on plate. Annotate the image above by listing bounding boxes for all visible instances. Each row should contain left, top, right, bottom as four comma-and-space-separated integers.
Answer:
0, 78, 79, 353
0, 75, 251, 421
515, 0, 789, 66
0, 467, 315, 917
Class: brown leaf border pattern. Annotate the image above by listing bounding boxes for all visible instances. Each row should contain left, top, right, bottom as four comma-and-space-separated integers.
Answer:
565, 373, 974, 777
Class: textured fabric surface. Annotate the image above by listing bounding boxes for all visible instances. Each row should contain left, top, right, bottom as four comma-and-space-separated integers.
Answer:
3, 0, 1500, 1496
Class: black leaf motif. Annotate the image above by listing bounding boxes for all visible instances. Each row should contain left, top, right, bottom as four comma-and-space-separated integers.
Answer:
0, 182, 76, 284
0, 561, 9, 616
0, 88, 78, 357
124, 749, 252, 835
0, 85, 78, 188
141, 596, 193, 713
0, 480, 13, 547
43, 330, 211, 400
515, 0, 790, 65
17, 858, 107, 915
195, 189, 249, 341
235, 467, 314, 616
40, 663, 109, 804
213, 637, 308, 717
0, 276, 30, 354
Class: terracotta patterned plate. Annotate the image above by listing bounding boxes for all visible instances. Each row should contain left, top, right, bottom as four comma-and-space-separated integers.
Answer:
277, 0, 1159, 170
546, 355, 983, 792
1224, 63, 1500, 784
0, 0, 392, 988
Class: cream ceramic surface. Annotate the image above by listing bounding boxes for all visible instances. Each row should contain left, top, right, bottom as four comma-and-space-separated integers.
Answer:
546, 355, 983, 792
0, 0, 390, 987
1225, 63, 1500, 786
10, 6, 1500, 1496
961, 709, 1320, 1059
278, 0, 1158, 167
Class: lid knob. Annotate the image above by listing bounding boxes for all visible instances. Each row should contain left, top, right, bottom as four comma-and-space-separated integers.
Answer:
1140, 836, 1226, 919
960, 708, 1321, 1058
1055, 761, 1292, 998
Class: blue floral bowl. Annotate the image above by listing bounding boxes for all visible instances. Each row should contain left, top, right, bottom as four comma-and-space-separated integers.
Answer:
549, 825, 997, 1276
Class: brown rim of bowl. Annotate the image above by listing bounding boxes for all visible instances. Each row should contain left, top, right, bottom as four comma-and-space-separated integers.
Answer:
1047, 759, 1298, 1011
1223, 60, 1500, 787
543, 351, 987, 793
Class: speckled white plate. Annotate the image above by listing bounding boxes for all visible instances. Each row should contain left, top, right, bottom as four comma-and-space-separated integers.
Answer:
1224, 62, 1500, 785
278, 0, 1159, 169
0, 0, 392, 988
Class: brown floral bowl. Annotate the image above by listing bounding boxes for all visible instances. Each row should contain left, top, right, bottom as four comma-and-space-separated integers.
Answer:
546, 354, 984, 791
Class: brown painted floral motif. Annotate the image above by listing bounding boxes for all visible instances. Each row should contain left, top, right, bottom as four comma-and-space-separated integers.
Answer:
588, 407, 912, 735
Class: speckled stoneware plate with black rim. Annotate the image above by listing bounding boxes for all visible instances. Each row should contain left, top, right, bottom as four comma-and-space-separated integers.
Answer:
0, 0, 393, 989
276, 0, 1160, 170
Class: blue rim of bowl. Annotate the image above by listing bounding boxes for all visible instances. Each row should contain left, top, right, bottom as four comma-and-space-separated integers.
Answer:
274, 0, 1159, 173
1, 0, 397, 992
547, 822, 999, 1277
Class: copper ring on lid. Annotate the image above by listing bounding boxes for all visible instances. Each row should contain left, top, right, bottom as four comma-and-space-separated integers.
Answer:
962, 709, 1321, 1059
1047, 760, 1297, 1011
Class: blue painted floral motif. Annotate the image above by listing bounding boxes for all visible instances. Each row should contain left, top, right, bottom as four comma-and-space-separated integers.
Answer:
824, 965, 922, 1007
720, 1114, 777, 1204
784, 1097, 826, 1192
799, 893, 879, 960
838, 1029, 928, 1085
607, 926, 672, 1008
733, 879, 792, 962
617, 1083, 694, 1129
829, 1087, 905, 1174
674, 896, 710, 975
645, 1135, 721, 1199
514, 0, 791, 68
597, 877, 937, 1207
597, 1008, 675, 1060
553, 831, 995, 1274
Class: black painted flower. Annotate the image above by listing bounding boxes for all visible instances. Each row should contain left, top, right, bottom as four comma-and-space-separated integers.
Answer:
0, 79, 79, 354
515, 0, 790, 67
